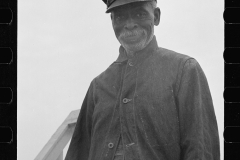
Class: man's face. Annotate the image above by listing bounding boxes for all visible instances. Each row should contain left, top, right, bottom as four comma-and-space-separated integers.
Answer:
111, 2, 160, 53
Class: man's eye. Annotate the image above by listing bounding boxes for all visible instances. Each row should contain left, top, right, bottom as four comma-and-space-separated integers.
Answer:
115, 15, 125, 20
136, 12, 147, 18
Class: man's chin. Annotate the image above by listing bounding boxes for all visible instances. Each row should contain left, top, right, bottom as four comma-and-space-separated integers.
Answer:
122, 35, 145, 43
122, 43, 145, 52
121, 38, 144, 46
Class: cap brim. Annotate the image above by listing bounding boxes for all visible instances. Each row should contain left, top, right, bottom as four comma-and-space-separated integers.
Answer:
106, 0, 153, 13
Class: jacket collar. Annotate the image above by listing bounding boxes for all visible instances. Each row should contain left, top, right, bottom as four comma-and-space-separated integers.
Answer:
115, 36, 158, 64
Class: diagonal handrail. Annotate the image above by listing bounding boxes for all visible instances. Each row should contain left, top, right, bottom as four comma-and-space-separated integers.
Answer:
35, 109, 80, 160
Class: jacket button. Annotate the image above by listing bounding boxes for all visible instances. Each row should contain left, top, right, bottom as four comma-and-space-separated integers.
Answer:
129, 62, 134, 66
123, 98, 131, 104
108, 142, 114, 148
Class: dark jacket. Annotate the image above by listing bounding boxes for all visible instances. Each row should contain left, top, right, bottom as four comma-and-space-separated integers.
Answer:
65, 36, 220, 160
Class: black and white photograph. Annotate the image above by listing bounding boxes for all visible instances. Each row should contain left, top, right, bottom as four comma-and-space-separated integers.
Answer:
18, 0, 223, 159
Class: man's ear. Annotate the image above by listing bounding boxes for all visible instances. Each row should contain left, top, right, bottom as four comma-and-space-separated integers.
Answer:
110, 13, 113, 20
154, 7, 160, 26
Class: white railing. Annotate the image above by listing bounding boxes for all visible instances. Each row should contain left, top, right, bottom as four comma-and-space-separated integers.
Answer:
35, 109, 80, 160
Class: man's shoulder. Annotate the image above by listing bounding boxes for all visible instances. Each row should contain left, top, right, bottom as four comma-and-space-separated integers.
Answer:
92, 61, 119, 84
151, 47, 195, 68
154, 47, 192, 62
149, 47, 199, 78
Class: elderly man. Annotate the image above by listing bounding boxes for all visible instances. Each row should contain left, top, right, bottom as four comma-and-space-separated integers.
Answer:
65, 0, 220, 160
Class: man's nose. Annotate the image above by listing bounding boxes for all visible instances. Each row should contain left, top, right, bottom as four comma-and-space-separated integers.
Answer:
124, 19, 138, 30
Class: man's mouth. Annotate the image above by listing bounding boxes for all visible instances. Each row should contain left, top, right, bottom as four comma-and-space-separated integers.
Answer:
120, 29, 143, 38
123, 32, 143, 42
125, 35, 140, 40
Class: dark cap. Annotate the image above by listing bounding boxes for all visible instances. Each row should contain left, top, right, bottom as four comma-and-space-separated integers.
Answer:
102, 0, 156, 13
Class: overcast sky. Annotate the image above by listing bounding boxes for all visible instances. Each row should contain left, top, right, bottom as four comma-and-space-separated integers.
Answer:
18, 0, 224, 159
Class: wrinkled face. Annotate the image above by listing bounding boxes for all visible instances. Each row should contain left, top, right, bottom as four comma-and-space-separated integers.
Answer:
111, 2, 159, 53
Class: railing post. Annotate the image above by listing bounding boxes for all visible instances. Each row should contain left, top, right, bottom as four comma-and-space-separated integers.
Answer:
56, 151, 63, 160
35, 109, 79, 160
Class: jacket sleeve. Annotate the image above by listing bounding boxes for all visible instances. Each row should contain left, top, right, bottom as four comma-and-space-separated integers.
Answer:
175, 58, 220, 160
65, 81, 95, 160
